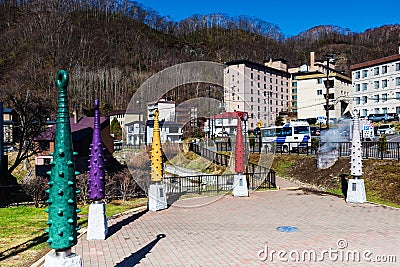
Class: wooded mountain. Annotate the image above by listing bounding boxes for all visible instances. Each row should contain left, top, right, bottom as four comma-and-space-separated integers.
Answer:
0, 0, 399, 113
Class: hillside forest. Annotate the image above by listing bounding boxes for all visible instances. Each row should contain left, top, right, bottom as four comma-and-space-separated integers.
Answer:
0, 0, 399, 114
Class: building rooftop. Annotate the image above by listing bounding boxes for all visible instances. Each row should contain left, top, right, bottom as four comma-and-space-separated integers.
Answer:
34, 117, 108, 141
225, 59, 290, 75
350, 54, 400, 70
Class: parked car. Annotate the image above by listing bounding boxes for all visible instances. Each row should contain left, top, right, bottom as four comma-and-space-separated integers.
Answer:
310, 126, 321, 136
377, 124, 395, 135
368, 114, 387, 122
385, 113, 399, 122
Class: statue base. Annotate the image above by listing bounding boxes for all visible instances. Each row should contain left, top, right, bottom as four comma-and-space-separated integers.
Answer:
346, 178, 366, 203
44, 250, 82, 267
87, 202, 108, 240
148, 182, 167, 211
232, 174, 249, 197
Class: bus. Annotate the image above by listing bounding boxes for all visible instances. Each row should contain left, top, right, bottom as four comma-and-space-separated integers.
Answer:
261, 121, 311, 153
260, 126, 281, 152
276, 121, 311, 152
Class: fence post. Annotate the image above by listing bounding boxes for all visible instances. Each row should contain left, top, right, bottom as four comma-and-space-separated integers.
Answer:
398, 143, 400, 161
198, 176, 202, 194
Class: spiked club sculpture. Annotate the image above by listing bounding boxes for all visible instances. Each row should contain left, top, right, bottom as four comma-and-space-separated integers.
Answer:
232, 111, 248, 197
44, 70, 82, 266
148, 108, 167, 211
87, 99, 108, 240
346, 107, 366, 203
88, 99, 105, 201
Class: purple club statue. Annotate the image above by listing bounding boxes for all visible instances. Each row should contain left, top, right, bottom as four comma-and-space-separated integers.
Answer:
88, 100, 105, 201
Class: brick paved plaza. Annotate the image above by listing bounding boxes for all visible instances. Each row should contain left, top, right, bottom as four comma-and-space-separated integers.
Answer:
53, 178, 399, 266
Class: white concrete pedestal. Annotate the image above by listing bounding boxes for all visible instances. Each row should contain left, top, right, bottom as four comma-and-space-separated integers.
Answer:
87, 202, 108, 240
44, 251, 82, 267
232, 174, 249, 197
148, 182, 167, 211
346, 178, 366, 203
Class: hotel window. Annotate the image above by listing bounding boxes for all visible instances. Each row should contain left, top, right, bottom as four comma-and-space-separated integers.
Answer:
382, 93, 388, 102
355, 84, 360, 91
374, 67, 379, 75
375, 108, 380, 113
292, 82, 297, 87
382, 79, 388, 88
362, 96, 368, 104
396, 63, 400, 71
374, 95, 379, 102
362, 109, 367, 116
264, 76, 266, 82
251, 97, 253, 102
317, 78, 323, 84
258, 82, 260, 88
264, 84, 266, 89
251, 81, 253, 86
382, 107, 388, 114
355, 71, 360, 79
362, 70, 368, 78
397, 107, 400, 114
374, 81, 379, 89
362, 83, 368, 91
258, 90, 260, 95
396, 92, 400, 100
292, 88, 297, 93
382, 66, 388, 74
355, 97, 360, 104
396, 77, 400, 86
317, 90, 323, 95
257, 75, 260, 80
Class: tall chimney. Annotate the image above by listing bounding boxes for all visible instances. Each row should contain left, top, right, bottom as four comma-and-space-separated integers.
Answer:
73, 104, 78, 124
310, 52, 315, 71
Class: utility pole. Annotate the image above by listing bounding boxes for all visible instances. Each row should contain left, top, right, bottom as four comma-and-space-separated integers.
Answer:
325, 53, 334, 130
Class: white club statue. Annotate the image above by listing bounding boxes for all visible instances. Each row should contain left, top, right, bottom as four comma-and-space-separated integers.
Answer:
346, 107, 366, 203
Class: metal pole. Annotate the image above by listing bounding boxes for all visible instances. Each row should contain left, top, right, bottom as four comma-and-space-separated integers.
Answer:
326, 56, 330, 130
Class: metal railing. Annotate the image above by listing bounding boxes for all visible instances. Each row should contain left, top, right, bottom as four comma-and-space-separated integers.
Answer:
189, 143, 276, 188
209, 140, 400, 161
163, 171, 275, 195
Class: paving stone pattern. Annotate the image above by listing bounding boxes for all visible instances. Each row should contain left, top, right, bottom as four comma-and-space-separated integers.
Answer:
72, 178, 400, 266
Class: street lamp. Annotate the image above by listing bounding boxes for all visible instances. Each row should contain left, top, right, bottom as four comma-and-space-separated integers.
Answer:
325, 52, 335, 130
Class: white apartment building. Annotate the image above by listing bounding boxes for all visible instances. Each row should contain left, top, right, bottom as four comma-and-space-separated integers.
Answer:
350, 49, 400, 117
224, 59, 291, 128
147, 99, 176, 121
289, 52, 353, 121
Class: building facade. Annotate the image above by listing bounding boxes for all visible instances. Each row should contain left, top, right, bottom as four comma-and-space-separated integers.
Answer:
224, 59, 291, 128
350, 49, 400, 117
289, 52, 353, 121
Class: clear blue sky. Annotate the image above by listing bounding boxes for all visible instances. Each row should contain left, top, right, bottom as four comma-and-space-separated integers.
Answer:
134, 0, 399, 37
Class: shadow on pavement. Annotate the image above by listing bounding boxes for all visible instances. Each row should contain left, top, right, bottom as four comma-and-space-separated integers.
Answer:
107, 209, 148, 239
167, 192, 186, 207
114, 234, 166, 267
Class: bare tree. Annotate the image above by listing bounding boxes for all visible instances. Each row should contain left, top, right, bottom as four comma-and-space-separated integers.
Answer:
21, 176, 48, 208
4, 89, 54, 174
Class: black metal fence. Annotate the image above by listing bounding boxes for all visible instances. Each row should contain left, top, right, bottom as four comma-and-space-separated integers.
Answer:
163, 171, 275, 195
210, 140, 400, 160
189, 143, 276, 188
